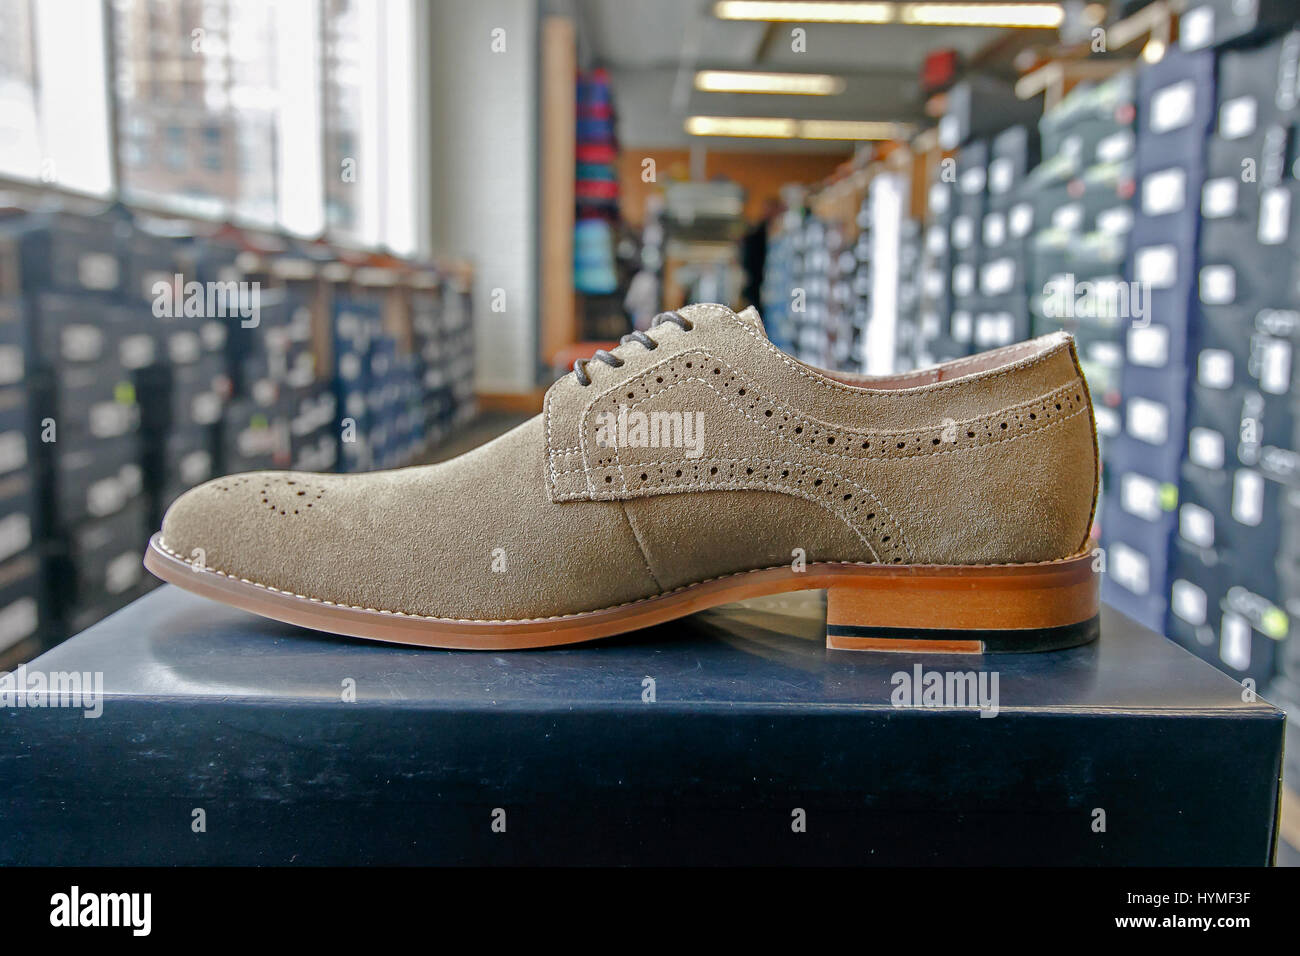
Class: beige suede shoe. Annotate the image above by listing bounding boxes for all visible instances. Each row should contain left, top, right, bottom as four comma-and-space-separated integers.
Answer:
145, 303, 1101, 653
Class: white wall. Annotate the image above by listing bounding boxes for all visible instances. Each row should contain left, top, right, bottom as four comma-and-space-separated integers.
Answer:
426, 0, 539, 393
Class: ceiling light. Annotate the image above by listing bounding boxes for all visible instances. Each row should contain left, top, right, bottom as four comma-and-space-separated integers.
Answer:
694, 70, 846, 95
713, 1, 1065, 28
899, 3, 1064, 27
799, 119, 905, 139
713, 2, 895, 23
685, 116, 800, 138
685, 115, 905, 140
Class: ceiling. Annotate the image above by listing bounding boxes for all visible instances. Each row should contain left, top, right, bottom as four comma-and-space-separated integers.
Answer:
572, 0, 1018, 152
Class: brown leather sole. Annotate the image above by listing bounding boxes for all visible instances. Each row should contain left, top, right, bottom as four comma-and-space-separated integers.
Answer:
143, 533, 1100, 653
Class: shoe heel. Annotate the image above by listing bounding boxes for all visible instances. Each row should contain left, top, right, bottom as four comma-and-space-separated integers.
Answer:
824, 551, 1100, 654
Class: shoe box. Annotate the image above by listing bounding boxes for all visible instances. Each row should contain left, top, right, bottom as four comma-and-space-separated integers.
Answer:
986, 124, 1039, 211
1167, 538, 1282, 685
0, 549, 43, 666
1181, 0, 1300, 53
0, 418, 36, 571
1117, 365, 1190, 480
1178, 459, 1282, 563
220, 399, 291, 475
1135, 47, 1217, 168
939, 75, 1041, 150
48, 495, 149, 627
0, 208, 128, 299
1100, 493, 1174, 632
150, 425, 219, 519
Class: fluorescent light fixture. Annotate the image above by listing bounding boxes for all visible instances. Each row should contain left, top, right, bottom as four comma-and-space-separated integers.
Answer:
800, 119, 905, 139
899, 3, 1064, 27
685, 116, 799, 137
714, 2, 894, 22
714, 1, 1064, 28
695, 70, 846, 95
685, 115, 906, 140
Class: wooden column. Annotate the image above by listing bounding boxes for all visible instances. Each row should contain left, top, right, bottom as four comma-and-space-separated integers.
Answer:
539, 15, 577, 366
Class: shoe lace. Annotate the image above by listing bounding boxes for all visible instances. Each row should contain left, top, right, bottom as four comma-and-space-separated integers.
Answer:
572, 310, 693, 386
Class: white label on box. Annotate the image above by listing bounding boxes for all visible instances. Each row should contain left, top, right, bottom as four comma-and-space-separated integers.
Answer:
983, 212, 1006, 247
960, 165, 986, 195
952, 263, 975, 297
980, 258, 1015, 296
1096, 206, 1133, 235
1232, 470, 1265, 527
929, 182, 950, 215
1172, 579, 1208, 626
1201, 177, 1239, 218
1128, 324, 1170, 367
0, 512, 31, 564
951, 311, 973, 342
191, 391, 222, 426
106, 552, 141, 595
1134, 244, 1178, 288
1096, 129, 1135, 164
77, 252, 118, 291
1197, 348, 1234, 389
1219, 96, 1258, 140
1258, 187, 1291, 245
1009, 202, 1034, 237
1122, 472, 1163, 521
88, 401, 131, 439
0, 430, 27, 475
1258, 337, 1292, 394
61, 325, 103, 362
1220, 611, 1252, 671
1189, 426, 1226, 470
1092, 403, 1123, 437
988, 157, 1013, 195
1150, 80, 1195, 134
1180, 502, 1216, 549
201, 320, 227, 352
1142, 167, 1187, 216
168, 331, 201, 365
1111, 542, 1150, 596
951, 216, 974, 249
121, 463, 142, 497
974, 312, 1014, 348
926, 224, 947, 254
1052, 203, 1083, 233
1094, 405, 1120, 437
119, 333, 156, 369
1199, 265, 1236, 304
1127, 397, 1170, 445
0, 344, 22, 386
0, 597, 37, 654
1181, 6, 1215, 50
180, 449, 213, 485
86, 475, 126, 517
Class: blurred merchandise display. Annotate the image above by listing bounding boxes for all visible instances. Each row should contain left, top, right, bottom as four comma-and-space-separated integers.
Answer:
0, 197, 475, 668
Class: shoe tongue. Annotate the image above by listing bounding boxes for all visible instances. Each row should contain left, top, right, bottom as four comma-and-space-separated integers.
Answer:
677, 302, 769, 339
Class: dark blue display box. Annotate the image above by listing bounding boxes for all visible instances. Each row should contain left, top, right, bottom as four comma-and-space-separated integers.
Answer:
0, 585, 1284, 865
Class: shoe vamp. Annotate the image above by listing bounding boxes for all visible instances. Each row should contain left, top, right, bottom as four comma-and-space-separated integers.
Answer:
160, 416, 660, 620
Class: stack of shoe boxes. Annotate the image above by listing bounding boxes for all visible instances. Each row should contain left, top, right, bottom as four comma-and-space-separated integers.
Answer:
441, 270, 476, 433
758, 209, 800, 354
914, 173, 955, 365
1101, 48, 1216, 633
1168, 24, 1300, 683
792, 215, 831, 367
890, 216, 922, 372
132, 228, 228, 527
0, 297, 41, 666
1027, 69, 1137, 472
974, 124, 1038, 353
332, 283, 386, 474
946, 139, 988, 358
823, 220, 856, 372
0, 207, 150, 639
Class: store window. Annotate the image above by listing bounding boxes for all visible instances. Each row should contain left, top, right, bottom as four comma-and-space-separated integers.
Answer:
0, 0, 113, 196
